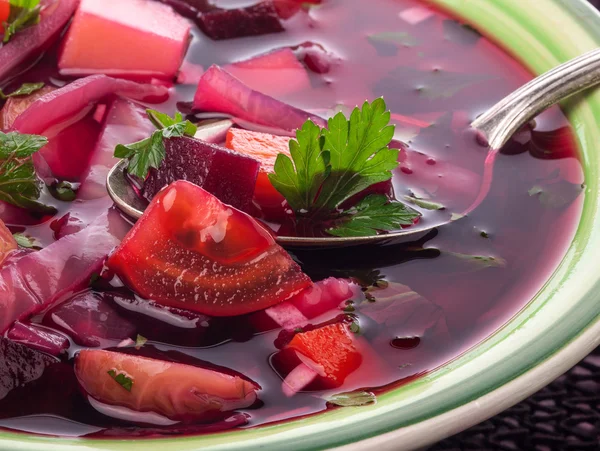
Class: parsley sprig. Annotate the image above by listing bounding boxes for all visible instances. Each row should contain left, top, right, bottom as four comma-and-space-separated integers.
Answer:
0, 130, 54, 212
114, 110, 197, 179
269, 98, 419, 237
328, 194, 419, 237
3, 0, 42, 44
0, 82, 44, 100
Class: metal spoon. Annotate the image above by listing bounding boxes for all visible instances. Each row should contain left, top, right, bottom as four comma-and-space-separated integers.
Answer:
108, 48, 600, 249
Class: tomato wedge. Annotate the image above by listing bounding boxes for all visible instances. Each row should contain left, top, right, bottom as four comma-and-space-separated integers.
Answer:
75, 349, 259, 423
107, 180, 312, 317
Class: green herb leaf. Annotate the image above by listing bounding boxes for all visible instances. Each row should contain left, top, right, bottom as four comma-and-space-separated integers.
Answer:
50, 181, 77, 202
13, 233, 39, 249
115, 111, 197, 179
445, 251, 506, 269
0, 131, 54, 212
403, 195, 445, 211
528, 181, 584, 209
107, 369, 133, 392
317, 98, 398, 210
327, 195, 420, 237
269, 99, 398, 217
269, 119, 329, 212
3, 0, 41, 44
326, 391, 376, 407
135, 334, 148, 349
0, 82, 44, 100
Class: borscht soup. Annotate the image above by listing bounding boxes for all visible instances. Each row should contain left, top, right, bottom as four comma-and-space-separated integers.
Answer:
0, 0, 583, 439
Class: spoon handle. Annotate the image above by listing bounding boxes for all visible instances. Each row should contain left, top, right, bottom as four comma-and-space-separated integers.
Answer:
472, 47, 600, 149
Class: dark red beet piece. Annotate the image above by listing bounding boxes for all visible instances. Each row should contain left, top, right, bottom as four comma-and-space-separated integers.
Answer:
50, 213, 85, 240
6, 322, 69, 356
44, 290, 136, 347
198, 1, 284, 41
0, 337, 58, 401
142, 136, 260, 214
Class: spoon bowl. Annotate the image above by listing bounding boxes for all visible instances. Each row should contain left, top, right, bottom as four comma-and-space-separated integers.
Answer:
107, 48, 600, 249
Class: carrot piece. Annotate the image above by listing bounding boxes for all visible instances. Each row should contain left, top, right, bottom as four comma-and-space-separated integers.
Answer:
287, 323, 362, 386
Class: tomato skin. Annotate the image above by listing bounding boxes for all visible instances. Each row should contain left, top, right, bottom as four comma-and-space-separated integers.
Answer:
287, 323, 362, 386
107, 180, 312, 317
75, 349, 259, 423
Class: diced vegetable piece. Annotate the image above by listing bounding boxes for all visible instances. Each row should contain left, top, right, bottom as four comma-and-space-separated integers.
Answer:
0, 337, 58, 401
59, 0, 191, 80
6, 322, 69, 356
226, 48, 310, 98
254, 278, 357, 332
273, 0, 321, 19
75, 349, 259, 422
0, 219, 17, 264
142, 136, 260, 214
0, 86, 56, 131
194, 65, 326, 133
287, 323, 362, 386
0, 0, 79, 84
294, 42, 337, 74
38, 111, 102, 181
44, 291, 137, 347
289, 277, 357, 319
198, 1, 283, 41
108, 180, 312, 317
0, 210, 129, 333
80, 98, 154, 200
281, 362, 318, 397
10, 75, 168, 136
225, 127, 289, 219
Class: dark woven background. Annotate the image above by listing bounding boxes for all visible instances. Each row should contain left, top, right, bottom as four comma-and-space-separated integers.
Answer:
433, 2, 600, 448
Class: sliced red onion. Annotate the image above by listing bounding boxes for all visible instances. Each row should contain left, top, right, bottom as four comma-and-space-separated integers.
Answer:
265, 302, 308, 329
6, 322, 69, 356
11, 75, 169, 136
194, 119, 233, 144
0, 0, 79, 84
194, 65, 326, 133
281, 362, 318, 397
0, 209, 129, 333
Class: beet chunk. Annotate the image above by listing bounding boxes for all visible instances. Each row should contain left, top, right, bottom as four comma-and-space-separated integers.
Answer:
142, 136, 260, 213
198, 1, 284, 40
0, 337, 58, 401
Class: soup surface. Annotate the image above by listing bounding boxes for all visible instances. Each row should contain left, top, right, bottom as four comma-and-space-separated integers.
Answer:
0, 0, 584, 438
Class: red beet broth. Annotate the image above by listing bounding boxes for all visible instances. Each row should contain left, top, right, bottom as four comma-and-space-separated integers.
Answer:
0, 0, 583, 438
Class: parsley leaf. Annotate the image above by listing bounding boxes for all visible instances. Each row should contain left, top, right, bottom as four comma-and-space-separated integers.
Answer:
3, 0, 41, 44
269, 98, 398, 219
327, 195, 420, 237
269, 120, 329, 212
316, 98, 398, 210
114, 110, 198, 179
107, 369, 133, 392
13, 233, 40, 249
404, 194, 445, 211
0, 82, 44, 100
326, 391, 376, 407
135, 334, 148, 349
0, 131, 53, 212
